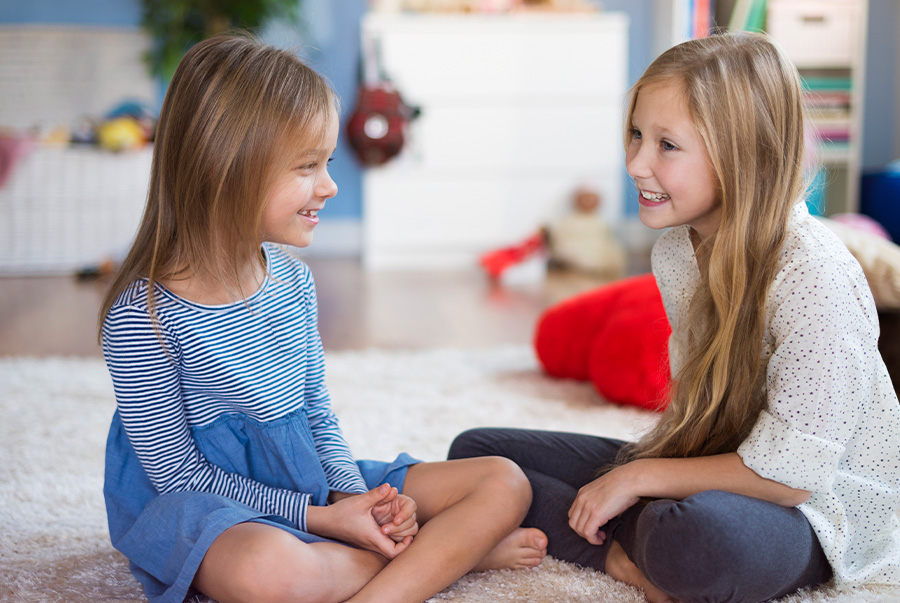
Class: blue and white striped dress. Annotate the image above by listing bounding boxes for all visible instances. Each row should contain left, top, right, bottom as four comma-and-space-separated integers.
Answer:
102, 244, 418, 603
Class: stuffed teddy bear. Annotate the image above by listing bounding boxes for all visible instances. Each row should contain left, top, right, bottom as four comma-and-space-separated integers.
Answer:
544, 186, 627, 279
534, 272, 672, 410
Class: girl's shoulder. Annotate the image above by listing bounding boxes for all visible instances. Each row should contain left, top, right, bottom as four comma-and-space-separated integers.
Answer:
263, 243, 314, 287
779, 203, 866, 281
108, 278, 152, 312
769, 202, 877, 320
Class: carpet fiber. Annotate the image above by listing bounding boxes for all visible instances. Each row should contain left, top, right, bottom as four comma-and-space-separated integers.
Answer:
2, 348, 898, 602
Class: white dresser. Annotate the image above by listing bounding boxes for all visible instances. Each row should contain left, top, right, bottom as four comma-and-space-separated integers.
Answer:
360, 12, 629, 269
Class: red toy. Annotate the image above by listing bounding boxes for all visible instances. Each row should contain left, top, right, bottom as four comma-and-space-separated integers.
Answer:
479, 232, 546, 280
534, 273, 672, 410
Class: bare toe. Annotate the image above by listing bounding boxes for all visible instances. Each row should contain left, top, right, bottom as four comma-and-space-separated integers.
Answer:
474, 527, 548, 571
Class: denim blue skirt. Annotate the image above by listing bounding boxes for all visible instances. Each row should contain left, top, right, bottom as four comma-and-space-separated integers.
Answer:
104, 410, 419, 603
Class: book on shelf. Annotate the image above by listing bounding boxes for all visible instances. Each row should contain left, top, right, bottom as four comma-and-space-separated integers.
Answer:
803, 90, 851, 110
801, 76, 853, 92
728, 0, 767, 31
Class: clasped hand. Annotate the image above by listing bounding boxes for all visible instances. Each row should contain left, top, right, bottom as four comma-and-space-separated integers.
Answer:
568, 463, 641, 545
315, 484, 419, 559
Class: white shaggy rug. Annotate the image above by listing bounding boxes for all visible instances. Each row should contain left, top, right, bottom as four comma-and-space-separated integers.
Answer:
2, 347, 899, 602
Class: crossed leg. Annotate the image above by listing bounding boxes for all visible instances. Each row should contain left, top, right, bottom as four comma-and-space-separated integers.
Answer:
194, 456, 545, 603
347, 456, 545, 602
194, 522, 387, 603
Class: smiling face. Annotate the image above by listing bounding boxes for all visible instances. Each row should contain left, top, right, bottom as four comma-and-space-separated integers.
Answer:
626, 80, 721, 241
260, 111, 339, 249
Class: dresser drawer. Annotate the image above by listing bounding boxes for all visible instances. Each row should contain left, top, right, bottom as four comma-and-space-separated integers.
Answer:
767, 0, 860, 67
400, 103, 622, 171
363, 168, 623, 268
364, 13, 627, 103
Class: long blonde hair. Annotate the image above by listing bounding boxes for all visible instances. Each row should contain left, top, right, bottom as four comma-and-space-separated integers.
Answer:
622, 32, 807, 460
98, 34, 337, 338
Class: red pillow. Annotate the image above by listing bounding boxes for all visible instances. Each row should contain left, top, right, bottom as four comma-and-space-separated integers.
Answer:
534, 273, 672, 410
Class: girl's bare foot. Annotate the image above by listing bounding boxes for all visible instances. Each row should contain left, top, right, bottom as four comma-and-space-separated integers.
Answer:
605, 539, 679, 603
473, 527, 548, 571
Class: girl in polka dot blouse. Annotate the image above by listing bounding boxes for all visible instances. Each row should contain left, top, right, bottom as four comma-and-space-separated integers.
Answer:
451, 32, 900, 602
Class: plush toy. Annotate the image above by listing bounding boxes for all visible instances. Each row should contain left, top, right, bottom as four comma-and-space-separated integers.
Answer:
479, 232, 546, 280
97, 117, 146, 152
544, 186, 626, 279
534, 272, 672, 410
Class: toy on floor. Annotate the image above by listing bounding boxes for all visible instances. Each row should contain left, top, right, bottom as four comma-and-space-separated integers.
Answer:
478, 185, 626, 282
534, 273, 672, 410
479, 232, 546, 280
544, 186, 626, 279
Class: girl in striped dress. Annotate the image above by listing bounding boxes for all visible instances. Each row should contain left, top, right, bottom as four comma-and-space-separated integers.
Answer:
99, 34, 547, 603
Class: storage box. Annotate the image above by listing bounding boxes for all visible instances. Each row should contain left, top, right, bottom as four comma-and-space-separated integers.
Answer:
767, 0, 860, 67
0, 146, 152, 275
861, 168, 900, 242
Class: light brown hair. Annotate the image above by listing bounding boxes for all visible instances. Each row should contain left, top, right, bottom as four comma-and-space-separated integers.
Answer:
622, 32, 807, 460
98, 33, 337, 337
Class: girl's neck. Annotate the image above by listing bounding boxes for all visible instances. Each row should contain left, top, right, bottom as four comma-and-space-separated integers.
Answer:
162, 248, 266, 306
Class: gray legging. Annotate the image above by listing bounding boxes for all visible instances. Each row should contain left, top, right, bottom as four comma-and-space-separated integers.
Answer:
448, 428, 832, 603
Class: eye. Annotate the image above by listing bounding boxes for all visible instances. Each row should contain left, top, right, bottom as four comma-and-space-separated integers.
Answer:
629, 127, 642, 140
327, 156, 335, 165
661, 140, 679, 152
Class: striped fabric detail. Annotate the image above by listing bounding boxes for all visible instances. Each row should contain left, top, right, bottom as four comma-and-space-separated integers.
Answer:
102, 244, 367, 530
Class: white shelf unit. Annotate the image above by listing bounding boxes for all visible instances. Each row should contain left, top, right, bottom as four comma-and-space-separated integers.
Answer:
767, 0, 868, 215
0, 146, 151, 275
360, 13, 629, 270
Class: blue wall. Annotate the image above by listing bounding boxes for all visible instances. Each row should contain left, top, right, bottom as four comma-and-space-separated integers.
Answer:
3, 0, 895, 220
862, 0, 898, 171
0, 0, 141, 25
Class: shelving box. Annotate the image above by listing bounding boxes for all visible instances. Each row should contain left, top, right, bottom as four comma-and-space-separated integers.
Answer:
767, 0, 868, 215
0, 146, 151, 275
767, 1, 859, 67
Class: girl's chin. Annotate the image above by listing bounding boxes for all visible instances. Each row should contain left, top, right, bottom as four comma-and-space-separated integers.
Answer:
637, 210, 670, 231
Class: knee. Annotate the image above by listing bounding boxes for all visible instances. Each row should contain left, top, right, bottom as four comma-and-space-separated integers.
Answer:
476, 456, 533, 515
448, 427, 496, 460
636, 491, 751, 600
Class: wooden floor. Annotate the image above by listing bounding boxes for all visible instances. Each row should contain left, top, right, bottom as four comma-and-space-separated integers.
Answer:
0, 257, 646, 357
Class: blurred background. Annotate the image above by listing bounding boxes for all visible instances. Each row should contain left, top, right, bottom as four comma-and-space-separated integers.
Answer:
1, 0, 899, 358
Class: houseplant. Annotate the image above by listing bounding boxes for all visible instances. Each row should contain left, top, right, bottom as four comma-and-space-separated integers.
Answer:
140, 0, 302, 81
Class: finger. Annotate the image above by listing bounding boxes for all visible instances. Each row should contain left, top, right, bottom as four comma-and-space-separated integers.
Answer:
364, 483, 391, 505
386, 518, 419, 539
380, 533, 413, 559
383, 513, 417, 536
393, 501, 416, 525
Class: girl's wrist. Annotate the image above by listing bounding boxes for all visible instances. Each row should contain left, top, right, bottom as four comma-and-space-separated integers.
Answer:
622, 458, 654, 498
328, 490, 357, 504
305, 502, 336, 537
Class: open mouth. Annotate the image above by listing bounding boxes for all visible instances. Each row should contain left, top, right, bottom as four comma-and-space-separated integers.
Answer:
640, 190, 671, 202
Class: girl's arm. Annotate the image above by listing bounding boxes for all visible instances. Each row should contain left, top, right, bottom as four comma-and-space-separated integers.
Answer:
104, 303, 315, 530
299, 269, 368, 496
568, 453, 809, 544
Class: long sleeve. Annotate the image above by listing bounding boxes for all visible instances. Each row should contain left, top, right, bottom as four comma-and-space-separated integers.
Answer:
300, 273, 368, 495
102, 302, 313, 530
737, 254, 874, 492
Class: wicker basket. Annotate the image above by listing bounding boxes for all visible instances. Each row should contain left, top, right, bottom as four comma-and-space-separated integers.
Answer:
0, 145, 152, 275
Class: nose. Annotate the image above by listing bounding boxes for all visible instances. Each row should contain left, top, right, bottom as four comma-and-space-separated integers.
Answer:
317, 170, 338, 200
625, 139, 652, 180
